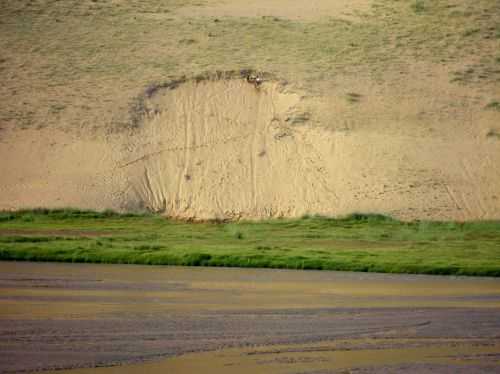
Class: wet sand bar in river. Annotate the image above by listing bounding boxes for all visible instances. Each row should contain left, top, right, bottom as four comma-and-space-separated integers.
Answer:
0, 261, 499, 373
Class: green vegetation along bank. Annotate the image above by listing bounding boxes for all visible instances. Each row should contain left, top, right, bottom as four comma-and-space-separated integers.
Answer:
0, 209, 499, 276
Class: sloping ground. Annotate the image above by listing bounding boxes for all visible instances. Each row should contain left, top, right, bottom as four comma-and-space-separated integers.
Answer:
1, 73, 499, 220
0, 0, 499, 220
175, 0, 374, 21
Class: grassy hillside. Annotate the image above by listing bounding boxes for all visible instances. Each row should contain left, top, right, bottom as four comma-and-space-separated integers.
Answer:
1, 1, 499, 220
1, 210, 499, 276
1, 0, 499, 131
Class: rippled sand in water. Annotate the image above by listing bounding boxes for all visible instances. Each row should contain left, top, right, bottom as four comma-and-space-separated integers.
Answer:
1, 261, 499, 373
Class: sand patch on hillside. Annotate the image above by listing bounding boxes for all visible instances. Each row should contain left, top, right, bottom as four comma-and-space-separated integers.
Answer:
176, 0, 374, 21
1, 72, 499, 221
119, 75, 338, 218
0, 127, 124, 212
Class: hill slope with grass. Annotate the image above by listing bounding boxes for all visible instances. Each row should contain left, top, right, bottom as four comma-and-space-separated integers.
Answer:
0, 0, 499, 220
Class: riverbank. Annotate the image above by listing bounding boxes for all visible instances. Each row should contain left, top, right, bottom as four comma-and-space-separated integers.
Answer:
1, 209, 499, 276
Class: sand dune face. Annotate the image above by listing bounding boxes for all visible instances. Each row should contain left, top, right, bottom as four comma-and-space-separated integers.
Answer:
119, 78, 340, 219
1, 74, 499, 220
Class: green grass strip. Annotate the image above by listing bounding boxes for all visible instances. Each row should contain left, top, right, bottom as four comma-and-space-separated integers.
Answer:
0, 209, 499, 277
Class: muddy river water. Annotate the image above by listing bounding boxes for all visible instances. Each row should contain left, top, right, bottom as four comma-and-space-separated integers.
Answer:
1, 261, 499, 373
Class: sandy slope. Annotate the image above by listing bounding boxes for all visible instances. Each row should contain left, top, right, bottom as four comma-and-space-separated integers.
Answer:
1, 0, 499, 221
1, 73, 499, 221
175, 0, 374, 21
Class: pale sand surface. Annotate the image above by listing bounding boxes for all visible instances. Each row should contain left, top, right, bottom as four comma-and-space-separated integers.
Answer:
175, 0, 374, 21
0, 262, 499, 373
1, 75, 499, 221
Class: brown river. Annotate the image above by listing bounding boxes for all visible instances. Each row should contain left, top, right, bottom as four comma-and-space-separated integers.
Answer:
1, 261, 499, 373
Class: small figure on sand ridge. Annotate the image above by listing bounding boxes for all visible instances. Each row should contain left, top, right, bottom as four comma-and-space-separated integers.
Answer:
246, 74, 263, 88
